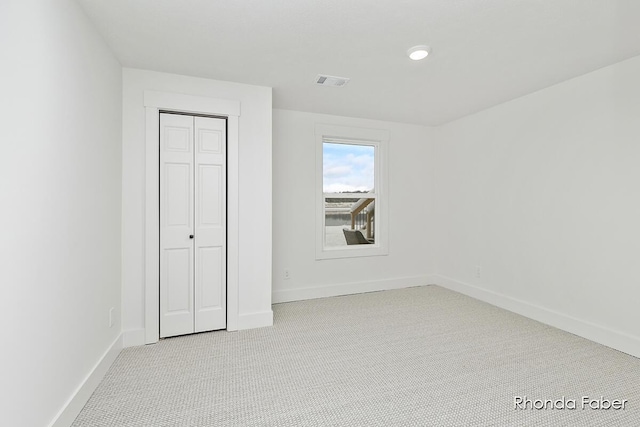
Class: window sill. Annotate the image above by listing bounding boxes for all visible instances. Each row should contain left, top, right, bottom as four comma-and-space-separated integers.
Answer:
315, 245, 389, 260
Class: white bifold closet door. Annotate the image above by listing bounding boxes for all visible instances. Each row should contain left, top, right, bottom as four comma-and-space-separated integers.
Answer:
160, 113, 227, 338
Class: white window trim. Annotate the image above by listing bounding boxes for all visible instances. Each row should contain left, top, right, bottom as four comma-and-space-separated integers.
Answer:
315, 124, 389, 260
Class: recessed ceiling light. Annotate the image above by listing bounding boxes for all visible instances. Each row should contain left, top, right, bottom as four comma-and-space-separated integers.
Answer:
407, 45, 430, 61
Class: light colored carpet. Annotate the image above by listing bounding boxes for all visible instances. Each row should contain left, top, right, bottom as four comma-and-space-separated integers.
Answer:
73, 286, 640, 426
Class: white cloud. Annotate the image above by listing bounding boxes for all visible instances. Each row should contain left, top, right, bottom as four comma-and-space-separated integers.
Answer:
323, 165, 352, 178
323, 144, 374, 193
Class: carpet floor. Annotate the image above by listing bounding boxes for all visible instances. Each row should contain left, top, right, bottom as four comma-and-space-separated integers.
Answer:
72, 285, 640, 426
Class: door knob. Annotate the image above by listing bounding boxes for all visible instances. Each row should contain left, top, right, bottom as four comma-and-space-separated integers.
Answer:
189, 234, 194, 239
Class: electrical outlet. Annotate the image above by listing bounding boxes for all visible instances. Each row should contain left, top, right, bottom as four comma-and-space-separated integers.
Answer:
476, 266, 482, 279
284, 269, 291, 280
109, 307, 115, 328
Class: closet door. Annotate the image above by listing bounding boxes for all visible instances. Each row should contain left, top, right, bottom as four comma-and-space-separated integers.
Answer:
159, 113, 227, 338
160, 113, 195, 338
194, 116, 227, 332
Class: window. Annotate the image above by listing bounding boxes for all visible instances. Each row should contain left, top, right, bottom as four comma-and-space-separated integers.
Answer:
315, 124, 389, 259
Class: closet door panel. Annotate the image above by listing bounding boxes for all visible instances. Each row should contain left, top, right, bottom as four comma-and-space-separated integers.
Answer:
160, 113, 195, 338
198, 246, 223, 309
194, 116, 227, 332
165, 248, 192, 313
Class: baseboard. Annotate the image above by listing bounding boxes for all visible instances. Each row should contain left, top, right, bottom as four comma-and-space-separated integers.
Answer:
433, 274, 640, 359
49, 334, 123, 427
237, 310, 274, 330
272, 275, 434, 304
123, 328, 146, 348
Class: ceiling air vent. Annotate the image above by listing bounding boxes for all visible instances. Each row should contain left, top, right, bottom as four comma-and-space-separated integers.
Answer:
315, 74, 350, 87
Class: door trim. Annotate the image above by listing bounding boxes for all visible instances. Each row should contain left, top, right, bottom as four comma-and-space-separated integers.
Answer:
144, 90, 240, 344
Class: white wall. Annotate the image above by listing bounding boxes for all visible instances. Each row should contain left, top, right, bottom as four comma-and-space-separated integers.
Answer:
0, 1, 122, 426
434, 56, 640, 356
122, 69, 273, 344
272, 109, 435, 301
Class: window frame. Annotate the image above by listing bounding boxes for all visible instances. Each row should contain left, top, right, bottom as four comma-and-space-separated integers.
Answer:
315, 124, 389, 260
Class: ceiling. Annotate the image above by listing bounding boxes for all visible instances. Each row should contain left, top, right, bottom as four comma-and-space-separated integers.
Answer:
77, 0, 640, 126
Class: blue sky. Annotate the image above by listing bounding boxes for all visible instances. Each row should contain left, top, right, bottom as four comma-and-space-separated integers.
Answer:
323, 143, 374, 193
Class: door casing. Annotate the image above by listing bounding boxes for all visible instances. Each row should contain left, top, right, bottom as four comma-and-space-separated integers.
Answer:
144, 90, 240, 344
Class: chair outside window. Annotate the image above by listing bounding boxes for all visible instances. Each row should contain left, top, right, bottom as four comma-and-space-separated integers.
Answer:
342, 229, 373, 245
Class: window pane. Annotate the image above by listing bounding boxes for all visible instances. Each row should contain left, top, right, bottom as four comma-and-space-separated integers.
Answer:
324, 197, 375, 247
323, 143, 374, 194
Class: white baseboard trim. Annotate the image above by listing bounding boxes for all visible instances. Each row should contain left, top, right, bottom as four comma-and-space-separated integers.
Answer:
123, 328, 146, 348
237, 310, 274, 330
433, 274, 640, 359
49, 334, 122, 427
272, 275, 435, 304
